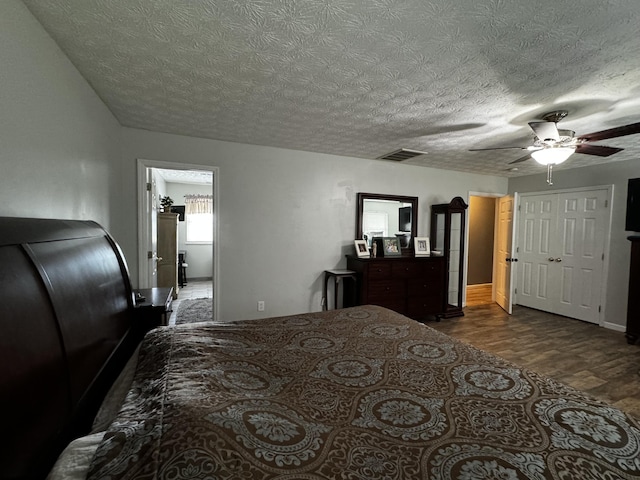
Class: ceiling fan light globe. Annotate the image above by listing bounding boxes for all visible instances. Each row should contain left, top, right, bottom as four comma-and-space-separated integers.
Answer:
530, 147, 576, 165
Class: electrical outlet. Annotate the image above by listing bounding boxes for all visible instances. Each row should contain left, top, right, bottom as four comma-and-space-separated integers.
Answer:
257, 300, 265, 312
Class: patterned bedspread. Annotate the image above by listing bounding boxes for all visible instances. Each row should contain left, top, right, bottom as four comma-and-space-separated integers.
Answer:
88, 305, 640, 479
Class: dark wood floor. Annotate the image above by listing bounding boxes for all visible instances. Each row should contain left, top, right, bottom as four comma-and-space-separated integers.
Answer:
428, 302, 640, 419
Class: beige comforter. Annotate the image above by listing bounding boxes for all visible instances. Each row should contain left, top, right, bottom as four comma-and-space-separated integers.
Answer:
88, 305, 640, 479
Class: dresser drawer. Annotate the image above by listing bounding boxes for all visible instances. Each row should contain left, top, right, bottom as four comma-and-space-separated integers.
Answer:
367, 262, 392, 280
391, 262, 421, 279
420, 261, 443, 276
367, 280, 404, 299
407, 279, 442, 297
407, 295, 442, 318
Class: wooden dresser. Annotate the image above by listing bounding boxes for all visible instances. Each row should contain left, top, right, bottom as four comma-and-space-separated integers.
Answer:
346, 255, 446, 321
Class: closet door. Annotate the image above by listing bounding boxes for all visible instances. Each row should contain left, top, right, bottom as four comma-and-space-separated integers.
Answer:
517, 194, 557, 313
517, 189, 608, 324
554, 190, 608, 322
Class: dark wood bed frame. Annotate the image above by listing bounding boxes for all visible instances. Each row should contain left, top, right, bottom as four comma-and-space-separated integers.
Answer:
0, 217, 143, 480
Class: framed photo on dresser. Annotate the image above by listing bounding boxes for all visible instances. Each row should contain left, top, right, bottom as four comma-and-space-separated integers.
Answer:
382, 237, 401, 256
414, 237, 430, 256
354, 239, 370, 258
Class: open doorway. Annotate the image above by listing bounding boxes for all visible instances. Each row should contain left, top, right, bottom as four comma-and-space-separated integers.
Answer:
466, 195, 497, 306
136, 159, 219, 321
466, 192, 517, 314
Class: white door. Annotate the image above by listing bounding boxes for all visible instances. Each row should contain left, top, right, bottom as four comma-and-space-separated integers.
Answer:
143, 169, 159, 288
554, 190, 608, 322
517, 194, 557, 313
517, 189, 609, 324
494, 193, 518, 313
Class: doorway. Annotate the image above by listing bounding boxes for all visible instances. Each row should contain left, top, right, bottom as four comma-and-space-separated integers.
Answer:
466, 195, 498, 306
136, 159, 219, 321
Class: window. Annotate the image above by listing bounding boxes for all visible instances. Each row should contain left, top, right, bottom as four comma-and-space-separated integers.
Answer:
185, 195, 213, 243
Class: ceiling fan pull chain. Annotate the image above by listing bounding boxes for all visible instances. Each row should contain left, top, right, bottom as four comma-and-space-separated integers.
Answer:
546, 164, 554, 185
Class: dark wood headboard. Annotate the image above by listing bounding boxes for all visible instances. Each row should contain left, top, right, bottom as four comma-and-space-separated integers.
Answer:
0, 217, 139, 480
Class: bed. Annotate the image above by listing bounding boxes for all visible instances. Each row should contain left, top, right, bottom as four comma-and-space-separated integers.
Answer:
2, 217, 640, 479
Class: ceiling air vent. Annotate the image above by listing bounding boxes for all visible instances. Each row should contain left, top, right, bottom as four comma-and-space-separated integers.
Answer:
377, 148, 427, 162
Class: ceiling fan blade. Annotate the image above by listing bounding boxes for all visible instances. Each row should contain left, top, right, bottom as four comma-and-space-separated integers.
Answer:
575, 144, 623, 157
529, 121, 560, 141
577, 122, 640, 142
509, 153, 533, 164
469, 147, 528, 151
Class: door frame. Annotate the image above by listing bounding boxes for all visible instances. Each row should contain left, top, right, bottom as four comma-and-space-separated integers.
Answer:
136, 158, 220, 321
516, 184, 614, 326
467, 191, 508, 308
494, 193, 519, 314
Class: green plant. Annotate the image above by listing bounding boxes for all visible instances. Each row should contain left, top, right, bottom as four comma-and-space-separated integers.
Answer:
160, 195, 174, 210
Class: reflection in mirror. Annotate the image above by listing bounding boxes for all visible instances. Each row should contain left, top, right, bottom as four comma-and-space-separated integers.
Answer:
356, 193, 418, 250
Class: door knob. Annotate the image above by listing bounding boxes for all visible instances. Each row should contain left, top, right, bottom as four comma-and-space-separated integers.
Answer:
555, 258, 562, 262
548, 257, 555, 262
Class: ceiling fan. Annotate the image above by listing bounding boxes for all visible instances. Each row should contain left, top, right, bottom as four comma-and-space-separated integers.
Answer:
470, 110, 640, 184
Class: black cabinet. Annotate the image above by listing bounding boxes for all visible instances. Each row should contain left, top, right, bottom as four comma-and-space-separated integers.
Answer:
626, 236, 640, 344
430, 197, 468, 318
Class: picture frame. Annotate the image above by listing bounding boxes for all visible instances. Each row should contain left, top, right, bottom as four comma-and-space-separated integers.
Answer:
382, 236, 402, 257
414, 237, 431, 256
354, 239, 370, 258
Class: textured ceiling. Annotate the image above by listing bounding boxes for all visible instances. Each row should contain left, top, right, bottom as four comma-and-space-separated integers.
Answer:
22, 0, 640, 177
156, 168, 213, 185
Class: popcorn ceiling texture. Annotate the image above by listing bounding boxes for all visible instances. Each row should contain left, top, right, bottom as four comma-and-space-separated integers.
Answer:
22, 0, 640, 177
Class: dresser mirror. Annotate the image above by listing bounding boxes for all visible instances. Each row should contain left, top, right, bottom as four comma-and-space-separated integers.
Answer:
356, 193, 418, 251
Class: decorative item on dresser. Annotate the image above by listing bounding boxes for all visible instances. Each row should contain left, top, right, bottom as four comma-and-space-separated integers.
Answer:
626, 235, 640, 344
430, 196, 468, 318
346, 254, 446, 321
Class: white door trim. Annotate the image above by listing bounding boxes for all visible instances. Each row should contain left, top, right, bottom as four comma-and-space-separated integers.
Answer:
136, 158, 220, 322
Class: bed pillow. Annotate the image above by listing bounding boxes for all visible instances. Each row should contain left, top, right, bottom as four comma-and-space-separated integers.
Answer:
46, 432, 105, 480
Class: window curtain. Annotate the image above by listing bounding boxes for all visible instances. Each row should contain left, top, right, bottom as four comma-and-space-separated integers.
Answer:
184, 194, 213, 214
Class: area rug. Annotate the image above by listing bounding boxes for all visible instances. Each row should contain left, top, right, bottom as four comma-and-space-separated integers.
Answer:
175, 298, 213, 325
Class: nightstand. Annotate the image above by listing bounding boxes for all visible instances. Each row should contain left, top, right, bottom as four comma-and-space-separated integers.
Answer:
134, 287, 174, 330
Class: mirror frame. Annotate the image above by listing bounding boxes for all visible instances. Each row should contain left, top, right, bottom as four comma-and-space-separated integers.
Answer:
356, 192, 419, 251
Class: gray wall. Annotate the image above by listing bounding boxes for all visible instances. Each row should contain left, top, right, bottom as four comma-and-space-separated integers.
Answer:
0, 1, 121, 230
116, 128, 508, 320
509, 160, 639, 330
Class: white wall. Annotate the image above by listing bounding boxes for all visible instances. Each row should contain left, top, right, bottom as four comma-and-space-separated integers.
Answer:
508, 159, 640, 330
119, 128, 507, 320
0, 1, 120, 229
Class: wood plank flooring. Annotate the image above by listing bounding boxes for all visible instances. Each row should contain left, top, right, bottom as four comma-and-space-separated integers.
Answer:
428, 303, 640, 419
466, 284, 493, 306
